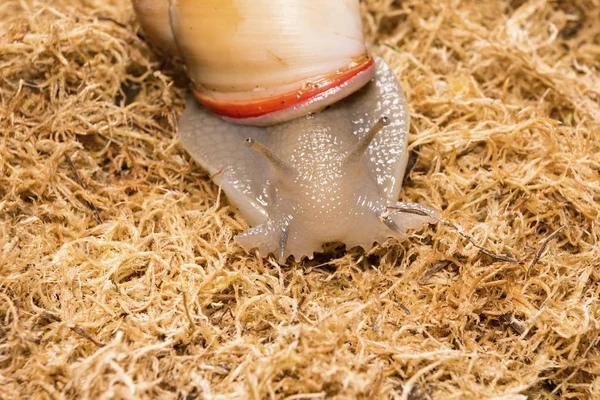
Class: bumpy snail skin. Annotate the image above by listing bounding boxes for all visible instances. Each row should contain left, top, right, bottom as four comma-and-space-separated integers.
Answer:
179, 57, 439, 261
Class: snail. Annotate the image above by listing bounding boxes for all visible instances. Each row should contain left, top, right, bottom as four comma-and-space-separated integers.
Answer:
133, 0, 441, 262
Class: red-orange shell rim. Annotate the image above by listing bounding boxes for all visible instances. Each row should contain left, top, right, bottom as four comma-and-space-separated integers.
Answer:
191, 57, 375, 124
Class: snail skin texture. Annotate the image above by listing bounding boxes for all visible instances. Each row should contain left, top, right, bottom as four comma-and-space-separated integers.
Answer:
180, 57, 440, 262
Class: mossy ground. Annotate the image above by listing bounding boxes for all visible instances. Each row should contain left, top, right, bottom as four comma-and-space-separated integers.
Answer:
1, 0, 599, 398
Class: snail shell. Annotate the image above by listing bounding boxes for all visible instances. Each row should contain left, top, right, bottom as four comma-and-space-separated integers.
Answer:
133, 0, 375, 125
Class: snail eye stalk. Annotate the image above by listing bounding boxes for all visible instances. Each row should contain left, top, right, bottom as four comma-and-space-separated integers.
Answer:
345, 116, 391, 163
245, 137, 297, 177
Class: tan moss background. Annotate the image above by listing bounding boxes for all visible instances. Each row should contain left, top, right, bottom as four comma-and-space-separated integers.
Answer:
1, 0, 599, 399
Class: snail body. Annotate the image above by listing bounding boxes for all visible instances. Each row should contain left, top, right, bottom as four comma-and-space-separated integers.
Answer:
179, 57, 439, 261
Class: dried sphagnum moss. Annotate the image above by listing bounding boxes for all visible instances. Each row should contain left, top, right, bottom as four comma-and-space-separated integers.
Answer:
1, 0, 599, 398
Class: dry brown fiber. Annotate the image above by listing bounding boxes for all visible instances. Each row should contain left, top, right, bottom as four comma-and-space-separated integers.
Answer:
1, 0, 599, 398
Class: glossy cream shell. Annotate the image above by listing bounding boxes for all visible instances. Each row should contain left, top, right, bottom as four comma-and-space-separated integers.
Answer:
171, 0, 368, 93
